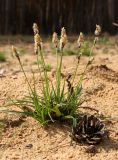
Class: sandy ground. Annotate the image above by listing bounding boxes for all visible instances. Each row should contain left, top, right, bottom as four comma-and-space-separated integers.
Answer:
0, 38, 118, 160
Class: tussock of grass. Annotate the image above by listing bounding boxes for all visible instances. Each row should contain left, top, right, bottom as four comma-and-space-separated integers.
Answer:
2, 24, 100, 126
0, 24, 109, 146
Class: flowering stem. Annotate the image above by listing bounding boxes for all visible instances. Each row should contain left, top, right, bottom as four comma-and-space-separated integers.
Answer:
55, 48, 59, 97
57, 49, 63, 100
89, 38, 97, 57
71, 59, 80, 87
37, 47, 45, 95
17, 57, 33, 93
38, 48, 50, 99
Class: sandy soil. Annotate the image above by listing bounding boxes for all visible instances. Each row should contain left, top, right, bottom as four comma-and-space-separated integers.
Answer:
0, 38, 118, 160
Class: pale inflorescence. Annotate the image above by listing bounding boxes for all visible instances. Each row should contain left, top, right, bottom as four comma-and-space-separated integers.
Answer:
59, 27, 68, 50
61, 27, 66, 37
32, 23, 42, 53
32, 23, 39, 35
52, 32, 58, 48
94, 24, 102, 42
10, 22, 106, 141
77, 32, 84, 48
12, 45, 20, 60
95, 24, 101, 36
34, 33, 42, 53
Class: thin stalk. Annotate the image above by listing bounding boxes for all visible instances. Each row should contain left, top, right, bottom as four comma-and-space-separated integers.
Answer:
57, 49, 63, 100
68, 38, 97, 102
37, 49, 45, 95
37, 50, 43, 80
56, 48, 59, 68
72, 38, 97, 96
18, 58, 33, 93
38, 47, 50, 98
55, 48, 59, 96
89, 38, 97, 57
71, 60, 80, 87
75, 62, 88, 89
60, 79, 66, 101
67, 62, 87, 103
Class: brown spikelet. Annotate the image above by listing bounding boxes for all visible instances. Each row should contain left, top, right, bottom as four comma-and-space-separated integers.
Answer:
52, 32, 58, 48
94, 24, 101, 36
32, 23, 39, 35
60, 27, 68, 50
77, 32, 84, 48
12, 46, 20, 61
76, 54, 81, 64
34, 33, 42, 53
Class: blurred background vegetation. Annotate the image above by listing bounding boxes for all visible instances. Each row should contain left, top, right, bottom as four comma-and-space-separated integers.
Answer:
0, 0, 118, 35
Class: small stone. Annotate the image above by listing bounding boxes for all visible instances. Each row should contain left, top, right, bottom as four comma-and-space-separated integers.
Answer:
25, 143, 33, 149
86, 145, 98, 155
12, 75, 17, 79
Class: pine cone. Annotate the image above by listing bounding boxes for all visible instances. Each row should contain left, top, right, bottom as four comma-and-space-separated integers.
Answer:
72, 115, 108, 144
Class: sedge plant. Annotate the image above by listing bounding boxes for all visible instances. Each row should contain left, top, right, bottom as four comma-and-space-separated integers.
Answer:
2, 24, 101, 125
